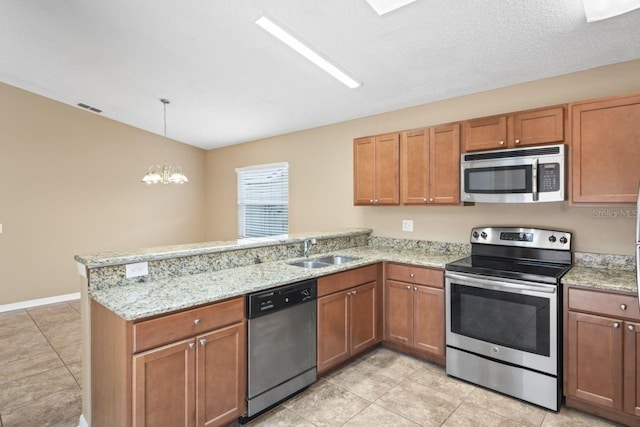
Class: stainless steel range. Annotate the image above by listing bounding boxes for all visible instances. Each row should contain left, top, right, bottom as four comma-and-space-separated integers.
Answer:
445, 226, 572, 411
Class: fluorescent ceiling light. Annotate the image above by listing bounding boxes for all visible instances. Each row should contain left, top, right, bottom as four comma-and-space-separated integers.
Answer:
583, 0, 640, 22
365, 0, 417, 16
255, 16, 361, 89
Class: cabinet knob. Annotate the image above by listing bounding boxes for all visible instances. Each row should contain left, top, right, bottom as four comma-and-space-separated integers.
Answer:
414, 287, 417, 291
613, 322, 620, 329
409, 273, 414, 278
194, 318, 201, 326
429, 198, 434, 202
369, 199, 374, 204
620, 304, 627, 311
499, 140, 505, 146
199, 338, 207, 346
352, 290, 357, 295
374, 199, 379, 203
189, 343, 195, 350
423, 198, 427, 202
406, 285, 411, 289
628, 325, 635, 331
514, 139, 520, 145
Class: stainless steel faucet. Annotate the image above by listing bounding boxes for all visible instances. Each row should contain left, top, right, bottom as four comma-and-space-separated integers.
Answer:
303, 238, 317, 258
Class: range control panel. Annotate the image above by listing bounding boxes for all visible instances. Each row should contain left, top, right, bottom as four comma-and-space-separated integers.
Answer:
247, 279, 317, 319
471, 227, 571, 250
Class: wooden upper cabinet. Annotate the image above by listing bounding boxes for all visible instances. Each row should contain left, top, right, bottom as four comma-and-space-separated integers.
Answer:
571, 93, 640, 203
400, 124, 460, 205
463, 106, 565, 152
354, 133, 399, 205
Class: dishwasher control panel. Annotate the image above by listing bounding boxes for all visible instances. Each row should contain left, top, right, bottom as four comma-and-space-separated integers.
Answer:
247, 279, 317, 319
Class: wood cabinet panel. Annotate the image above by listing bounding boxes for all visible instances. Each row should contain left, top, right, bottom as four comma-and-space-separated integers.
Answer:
353, 137, 375, 205
568, 287, 640, 321
401, 129, 429, 204
354, 133, 399, 205
385, 263, 444, 288
513, 107, 564, 146
624, 321, 640, 416
463, 115, 508, 152
196, 323, 246, 427
133, 338, 196, 427
317, 291, 350, 373
571, 93, 640, 203
318, 264, 378, 297
413, 286, 445, 356
350, 282, 377, 355
384, 280, 412, 346
429, 124, 461, 204
133, 297, 244, 353
567, 311, 623, 411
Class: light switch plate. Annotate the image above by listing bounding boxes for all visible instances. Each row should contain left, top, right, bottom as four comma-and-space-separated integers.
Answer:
402, 219, 414, 232
0, 224, 2, 234
126, 262, 149, 278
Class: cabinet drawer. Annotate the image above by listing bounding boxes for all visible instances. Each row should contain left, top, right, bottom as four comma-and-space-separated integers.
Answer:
385, 263, 444, 288
318, 264, 379, 297
133, 297, 245, 353
568, 287, 640, 321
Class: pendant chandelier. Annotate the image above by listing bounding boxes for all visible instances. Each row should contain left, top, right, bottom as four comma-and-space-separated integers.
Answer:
141, 99, 189, 184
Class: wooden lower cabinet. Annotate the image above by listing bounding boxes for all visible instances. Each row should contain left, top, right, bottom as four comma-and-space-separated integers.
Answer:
317, 265, 381, 374
92, 297, 246, 427
565, 286, 640, 426
384, 263, 445, 364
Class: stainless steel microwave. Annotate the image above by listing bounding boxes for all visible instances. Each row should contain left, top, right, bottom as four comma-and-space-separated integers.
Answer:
461, 144, 565, 203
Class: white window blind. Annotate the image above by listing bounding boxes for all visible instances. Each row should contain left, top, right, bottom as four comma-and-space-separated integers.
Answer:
237, 163, 289, 239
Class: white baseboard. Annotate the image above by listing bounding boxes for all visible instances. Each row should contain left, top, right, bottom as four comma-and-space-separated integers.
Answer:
78, 414, 89, 427
0, 292, 81, 313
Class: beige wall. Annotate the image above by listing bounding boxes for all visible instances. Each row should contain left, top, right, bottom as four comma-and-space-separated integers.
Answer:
0, 82, 207, 305
206, 59, 640, 255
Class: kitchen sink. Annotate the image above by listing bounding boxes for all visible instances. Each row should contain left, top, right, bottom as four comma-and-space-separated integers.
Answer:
315, 255, 359, 265
287, 255, 359, 268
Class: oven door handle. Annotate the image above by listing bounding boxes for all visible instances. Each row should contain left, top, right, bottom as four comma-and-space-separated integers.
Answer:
445, 272, 556, 294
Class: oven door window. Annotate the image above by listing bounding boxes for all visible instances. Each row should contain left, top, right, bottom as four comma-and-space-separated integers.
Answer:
450, 283, 550, 356
464, 165, 532, 194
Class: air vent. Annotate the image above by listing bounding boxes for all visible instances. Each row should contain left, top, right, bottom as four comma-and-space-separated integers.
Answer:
77, 103, 102, 113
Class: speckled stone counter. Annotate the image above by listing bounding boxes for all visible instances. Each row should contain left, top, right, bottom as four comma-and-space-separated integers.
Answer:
89, 245, 467, 321
562, 252, 637, 294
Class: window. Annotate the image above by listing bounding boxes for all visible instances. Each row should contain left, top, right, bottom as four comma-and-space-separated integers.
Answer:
237, 162, 289, 239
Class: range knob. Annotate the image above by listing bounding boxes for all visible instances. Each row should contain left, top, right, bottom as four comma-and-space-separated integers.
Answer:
559, 236, 568, 244
548, 235, 556, 243
480, 231, 487, 239
472, 231, 479, 239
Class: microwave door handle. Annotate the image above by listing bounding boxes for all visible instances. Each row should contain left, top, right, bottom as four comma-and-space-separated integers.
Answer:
532, 158, 539, 201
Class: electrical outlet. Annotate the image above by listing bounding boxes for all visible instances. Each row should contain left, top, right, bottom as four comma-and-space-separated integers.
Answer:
125, 262, 149, 278
402, 220, 414, 232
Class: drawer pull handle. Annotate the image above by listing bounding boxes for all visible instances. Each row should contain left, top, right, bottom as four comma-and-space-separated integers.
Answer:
189, 343, 195, 350
199, 339, 207, 346
613, 322, 620, 329
620, 304, 627, 311
194, 319, 201, 326
628, 325, 635, 331
409, 273, 414, 278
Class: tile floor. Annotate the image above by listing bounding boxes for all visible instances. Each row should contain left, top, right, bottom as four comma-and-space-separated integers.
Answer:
0, 301, 82, 427
0, 300, 623, 427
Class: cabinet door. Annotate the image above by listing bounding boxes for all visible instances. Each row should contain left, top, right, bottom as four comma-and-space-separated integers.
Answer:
133, 338, 196, 427
317, 291, 350, 373
413, 285, 445, 356
463, 115, 507, 152
571, 94, 640, 203
429, 123, 461, 204
354, 137, 375, 205
624, 321, 640, 416
196, 322, 246, 427
512, 107, 564, 147
384, 280, 412, 346
375, 133, 400, 205
401, 129, 429, 204
350, 281, 377, 355
567, 311, 623, 411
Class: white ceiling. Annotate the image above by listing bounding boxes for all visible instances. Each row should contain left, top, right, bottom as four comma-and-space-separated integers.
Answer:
0, 1, 638, 150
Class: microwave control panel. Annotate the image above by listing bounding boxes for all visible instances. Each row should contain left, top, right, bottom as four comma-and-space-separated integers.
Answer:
539, 163, 560, 192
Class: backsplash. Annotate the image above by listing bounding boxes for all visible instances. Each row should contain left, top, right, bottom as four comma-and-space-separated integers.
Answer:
574, 252, 636, 271
368, 236, 470, 255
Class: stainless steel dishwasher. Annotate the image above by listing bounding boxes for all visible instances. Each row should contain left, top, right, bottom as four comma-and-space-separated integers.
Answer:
243, 279, 317, 421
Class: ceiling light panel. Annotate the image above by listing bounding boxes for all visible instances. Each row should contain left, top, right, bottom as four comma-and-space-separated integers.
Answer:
365, 0, 417, 15
255, 16, 361, 89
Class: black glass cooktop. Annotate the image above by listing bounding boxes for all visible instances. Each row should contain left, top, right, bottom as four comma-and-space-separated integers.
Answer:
445, 255, 572, 284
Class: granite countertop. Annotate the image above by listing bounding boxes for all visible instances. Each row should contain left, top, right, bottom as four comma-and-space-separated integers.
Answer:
562, 265, 637, 294
89, 246, 465, 321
